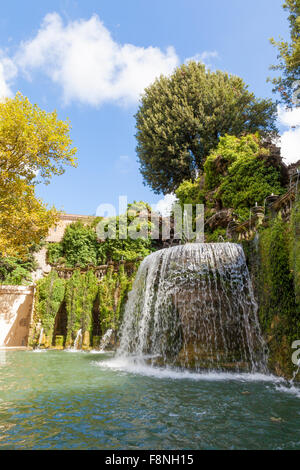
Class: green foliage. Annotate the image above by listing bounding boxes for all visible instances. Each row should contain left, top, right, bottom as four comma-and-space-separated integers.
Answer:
61, 221, 98, 267
81, 270, 99, 335
205, 228, 227, 243
175, 179, 205, 208
290, 199, 300, 308
247, 217, 299, 377
65, 270, 84, 343
47, 242, 64, 265
36, 270, 65, 337
98, 265, 136, 333
204, 135, 284, 221
243, 213, 300, 378
46, 203, 153, 267
97, 202, 153, 263
204, 134, 263, 190
269, 0, 300, 105
0, 255, 36, 285
135, 61, 278, 194
65, 269, 98, 344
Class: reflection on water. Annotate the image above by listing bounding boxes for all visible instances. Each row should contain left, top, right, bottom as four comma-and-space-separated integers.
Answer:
0, 351, 6, 366
0, 350, 299, 450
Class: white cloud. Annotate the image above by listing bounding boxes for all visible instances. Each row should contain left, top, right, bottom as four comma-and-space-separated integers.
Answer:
277, 106, 300, 128
277, 105, 300, 165
280, 128, 300, 165
16, 13, 179, 106
153, 194, 177, 217
0, 53, 17, 99
185, 50, 219, 68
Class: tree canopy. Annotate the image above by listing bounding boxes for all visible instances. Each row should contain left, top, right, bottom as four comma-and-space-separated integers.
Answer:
269, 0, 300, 106
135, 62, 278, 194
0, 93, 77, 257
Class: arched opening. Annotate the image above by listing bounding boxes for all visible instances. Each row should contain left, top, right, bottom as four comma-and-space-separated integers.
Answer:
52, 301, 68, 346
91, 293, 101, 348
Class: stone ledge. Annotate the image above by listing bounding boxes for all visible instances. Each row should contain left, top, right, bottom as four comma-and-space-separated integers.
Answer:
0, 285, 35, 295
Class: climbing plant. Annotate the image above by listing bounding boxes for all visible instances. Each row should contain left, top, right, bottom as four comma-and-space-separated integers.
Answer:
98, 265, 136, 334
65, 269, 84, 345
65, 269, 99, 346
35, 270, 65, 340
290, 199, 300, 309
245, 215, 300, 377
80, 270, 99, 337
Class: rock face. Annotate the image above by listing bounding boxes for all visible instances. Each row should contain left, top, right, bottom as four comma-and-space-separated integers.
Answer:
117, 243, 267, 372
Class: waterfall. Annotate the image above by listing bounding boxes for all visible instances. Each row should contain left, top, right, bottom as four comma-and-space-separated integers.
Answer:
73, 329, 82, 350
117, 243, 268, 372
99, 329, 114, 352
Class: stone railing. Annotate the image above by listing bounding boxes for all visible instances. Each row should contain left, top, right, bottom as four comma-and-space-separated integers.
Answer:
53, 259, 141, 280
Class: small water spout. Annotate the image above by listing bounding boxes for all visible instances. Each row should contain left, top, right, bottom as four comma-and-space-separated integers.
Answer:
73, 329, 82, 350
290, 361, 300, 385
99, 329, 114, 352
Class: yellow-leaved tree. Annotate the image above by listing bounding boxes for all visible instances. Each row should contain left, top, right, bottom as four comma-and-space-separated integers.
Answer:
0, 93, 77, 257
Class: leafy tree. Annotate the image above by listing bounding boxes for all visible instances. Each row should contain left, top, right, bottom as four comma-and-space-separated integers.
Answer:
269, 0, 300, 105
0, 179, 58, 257
135, 62, 278, 194
0, 93, 77, 256
0, 92, 77, 184
97, 202, 153, 262
47, 242, 64, 265
61, 221, 98, 267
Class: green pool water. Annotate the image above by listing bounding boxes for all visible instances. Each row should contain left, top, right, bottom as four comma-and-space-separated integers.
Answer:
0, 350, 299, 450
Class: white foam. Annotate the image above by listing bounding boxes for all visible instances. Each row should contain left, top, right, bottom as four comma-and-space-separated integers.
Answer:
275, 384, 300, 398
95, 357, 283, 383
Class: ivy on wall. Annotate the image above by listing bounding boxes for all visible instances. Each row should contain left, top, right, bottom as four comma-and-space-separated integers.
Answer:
35, 270, 65, 339
32, 263, 137, 348
244, 214, 300, 378
98, 265, 135, 334
290, 200, 300, 309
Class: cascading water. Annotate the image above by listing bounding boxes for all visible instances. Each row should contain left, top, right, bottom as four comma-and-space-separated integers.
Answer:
99, 329, 114, 352
73, 329, 82, 350
117, 243, 268, 372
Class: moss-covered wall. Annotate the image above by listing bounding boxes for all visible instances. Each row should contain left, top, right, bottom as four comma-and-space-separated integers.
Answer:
243, 204, 300, 380
30, 263, 138, 349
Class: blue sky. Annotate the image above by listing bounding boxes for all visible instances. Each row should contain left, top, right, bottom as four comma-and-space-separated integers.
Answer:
0, 0, 298, 216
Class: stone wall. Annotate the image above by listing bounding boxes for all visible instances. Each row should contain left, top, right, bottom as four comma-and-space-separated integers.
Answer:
0, 285, 35, 347
46, 214, 95, 243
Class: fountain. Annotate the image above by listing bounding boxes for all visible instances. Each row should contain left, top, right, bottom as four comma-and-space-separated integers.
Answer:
117, 243, 268, 372
73, 329, 82, 350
